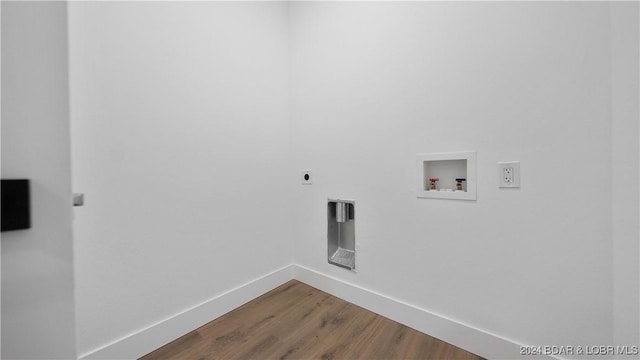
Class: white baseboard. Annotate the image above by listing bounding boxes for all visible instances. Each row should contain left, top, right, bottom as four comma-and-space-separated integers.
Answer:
79, 264, 294, 360
293, 264, 557, 360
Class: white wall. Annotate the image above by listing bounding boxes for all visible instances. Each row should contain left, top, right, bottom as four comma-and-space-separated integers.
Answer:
67, 2, 291, 356
611, 2, 640, 349
1, 4, 3, 357
290, 2, 626, 357
1, 2, 77, 359
4, 2, 635, 359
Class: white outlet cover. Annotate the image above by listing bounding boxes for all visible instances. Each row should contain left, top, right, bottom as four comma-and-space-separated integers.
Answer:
498, 161, 520, 188
301, 170, 313, 185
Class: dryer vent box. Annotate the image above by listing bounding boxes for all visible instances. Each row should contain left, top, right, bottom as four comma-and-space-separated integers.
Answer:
327, 199, 355, 270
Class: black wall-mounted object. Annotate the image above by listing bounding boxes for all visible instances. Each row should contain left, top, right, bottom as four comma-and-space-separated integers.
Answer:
1, 179, 31, 232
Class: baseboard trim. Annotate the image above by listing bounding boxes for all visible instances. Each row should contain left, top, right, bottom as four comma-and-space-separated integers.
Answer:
79, 264, 294, 360
293, 264, 557, 360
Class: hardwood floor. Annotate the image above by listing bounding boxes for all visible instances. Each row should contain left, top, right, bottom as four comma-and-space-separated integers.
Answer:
141, 280, 484, 360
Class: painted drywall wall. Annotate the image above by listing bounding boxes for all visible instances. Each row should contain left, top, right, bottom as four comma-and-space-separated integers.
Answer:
67, 2, 291, 356
1, 2, 77, 359
611, 2, 640, 349
1, 4, 3, 357
290, 2, 623, 356
4, 2, 634, 358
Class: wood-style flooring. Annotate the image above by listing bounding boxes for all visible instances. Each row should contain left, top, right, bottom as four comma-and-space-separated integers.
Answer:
141, 280, 485, 360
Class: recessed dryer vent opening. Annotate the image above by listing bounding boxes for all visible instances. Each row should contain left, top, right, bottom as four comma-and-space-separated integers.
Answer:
327, 199, 355, 270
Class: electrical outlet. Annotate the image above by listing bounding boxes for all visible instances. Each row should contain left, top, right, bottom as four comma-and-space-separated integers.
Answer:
301, 170, 313, 185
498, 162, 520, 188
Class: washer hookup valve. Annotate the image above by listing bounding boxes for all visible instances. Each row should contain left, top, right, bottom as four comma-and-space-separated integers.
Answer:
428, 178, 439, 190
455, 178, 466, 191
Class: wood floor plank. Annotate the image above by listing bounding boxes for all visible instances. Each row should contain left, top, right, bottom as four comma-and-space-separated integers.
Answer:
142, 330, 206, 360
140, 280, 485, 360
271, 301, 365, 360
